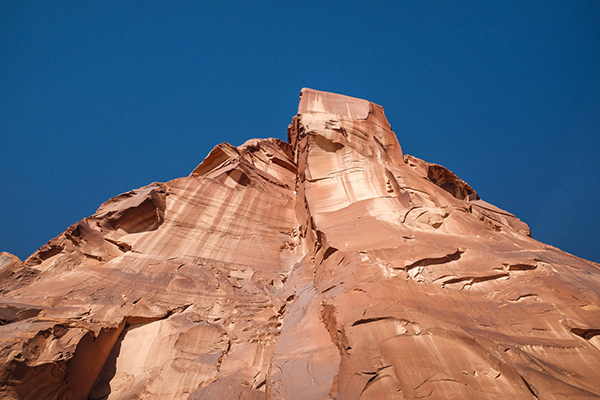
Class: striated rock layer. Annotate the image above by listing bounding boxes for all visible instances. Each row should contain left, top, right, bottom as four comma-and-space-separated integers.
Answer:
1, 89, 600, 399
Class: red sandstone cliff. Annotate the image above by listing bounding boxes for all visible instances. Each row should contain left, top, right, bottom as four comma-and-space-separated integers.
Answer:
1, 89, 599, 399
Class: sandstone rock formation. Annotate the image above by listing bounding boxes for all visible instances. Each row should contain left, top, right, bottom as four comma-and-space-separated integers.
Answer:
1, 89, 600, 399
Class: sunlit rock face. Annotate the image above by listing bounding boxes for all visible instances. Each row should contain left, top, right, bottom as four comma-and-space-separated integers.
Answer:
2, 89, 600, 400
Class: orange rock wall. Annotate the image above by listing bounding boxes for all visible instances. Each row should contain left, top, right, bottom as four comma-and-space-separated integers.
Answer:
1, 89, 599, 399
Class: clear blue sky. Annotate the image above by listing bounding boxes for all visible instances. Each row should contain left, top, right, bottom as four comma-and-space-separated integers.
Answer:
1, 1, 599, 262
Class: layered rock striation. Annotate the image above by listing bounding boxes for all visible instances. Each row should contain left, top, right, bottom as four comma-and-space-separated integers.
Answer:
1, 89, 600, 399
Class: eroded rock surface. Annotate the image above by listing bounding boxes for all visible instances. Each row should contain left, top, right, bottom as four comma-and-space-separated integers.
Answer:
1, 89, 599, 399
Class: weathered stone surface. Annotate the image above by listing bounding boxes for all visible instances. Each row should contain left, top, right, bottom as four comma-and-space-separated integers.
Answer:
1, 88, 599, 399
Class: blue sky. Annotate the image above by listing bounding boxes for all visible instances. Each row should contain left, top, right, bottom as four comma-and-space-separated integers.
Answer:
1, 1, 599, 262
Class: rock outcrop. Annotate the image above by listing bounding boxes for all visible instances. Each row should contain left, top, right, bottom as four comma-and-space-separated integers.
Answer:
1, 89, 599, 399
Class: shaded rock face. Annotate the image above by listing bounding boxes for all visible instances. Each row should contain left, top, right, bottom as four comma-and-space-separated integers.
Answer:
1, 89, 600, 400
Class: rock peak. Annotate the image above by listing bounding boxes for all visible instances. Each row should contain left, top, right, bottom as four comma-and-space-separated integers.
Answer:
289, 88, 402, 166
297, 88, 391, 128
298, 88, 371, 119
